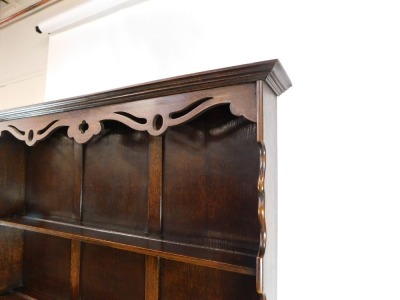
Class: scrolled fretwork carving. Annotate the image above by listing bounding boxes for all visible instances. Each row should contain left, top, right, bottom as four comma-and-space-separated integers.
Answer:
67, 119, 103, 144
1, 119, 62, 146
256, 142, 267, 294
0, 84, 256, 146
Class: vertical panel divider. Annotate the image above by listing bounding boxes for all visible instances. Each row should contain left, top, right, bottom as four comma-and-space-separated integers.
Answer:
70, 240, 81, 300
71, 142, 83, 299
146, 135, 163, 300
73, 143, 84, 222
148, 135, 163, 235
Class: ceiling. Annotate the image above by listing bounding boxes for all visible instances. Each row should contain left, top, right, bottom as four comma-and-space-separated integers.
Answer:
0, 0, 46, 20
0, 0, 62, 28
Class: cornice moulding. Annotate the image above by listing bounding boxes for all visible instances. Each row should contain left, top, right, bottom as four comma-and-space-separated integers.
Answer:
0, 59, 291, 121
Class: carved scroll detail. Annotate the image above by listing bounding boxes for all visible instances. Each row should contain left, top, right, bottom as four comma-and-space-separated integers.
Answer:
256, 142, 267, 297
0, 84, 256, 146
67, 120, 103, 144
1, 120, 62, 146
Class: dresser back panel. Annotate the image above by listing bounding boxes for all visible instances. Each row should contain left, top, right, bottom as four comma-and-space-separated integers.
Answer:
80, 242, 146, 299
162, 106, 260, 252
0, 134, 25, 217
23, 232, 71, 299
160, 259, 259, 300
0, 60, 291, 299
82, 121, 149, 232
25, 129, 79, 220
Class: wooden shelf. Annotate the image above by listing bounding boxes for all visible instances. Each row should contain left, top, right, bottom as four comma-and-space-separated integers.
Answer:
0, 295, 26, 300
0, 60, 290, 299
0, 215, 256, 276
0, 287, 51, 300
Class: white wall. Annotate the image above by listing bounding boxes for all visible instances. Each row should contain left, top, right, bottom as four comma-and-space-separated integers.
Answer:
0, 0, 86, 110
45, 3, 400, 297
272, 1, 400, 299
45, 0, 272, 100
2, 0, 400, 299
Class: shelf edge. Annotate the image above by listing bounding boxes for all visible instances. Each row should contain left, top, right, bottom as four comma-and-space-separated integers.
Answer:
0, 219, 256, 276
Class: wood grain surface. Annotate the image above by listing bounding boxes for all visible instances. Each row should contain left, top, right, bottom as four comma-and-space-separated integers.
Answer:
0, 60, 290, 299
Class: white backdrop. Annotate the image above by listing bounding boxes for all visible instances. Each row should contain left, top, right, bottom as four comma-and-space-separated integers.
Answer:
45, 0, 271, 100
44, 0, 400, 299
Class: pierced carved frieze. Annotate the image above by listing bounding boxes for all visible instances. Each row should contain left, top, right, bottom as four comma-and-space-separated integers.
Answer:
0, 84, 256, 146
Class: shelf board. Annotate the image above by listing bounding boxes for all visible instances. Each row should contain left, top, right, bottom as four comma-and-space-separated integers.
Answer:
0, 295, 26, 300
0, 295, 27, 300
0, 216, 256, 276
0, 287, 52, 300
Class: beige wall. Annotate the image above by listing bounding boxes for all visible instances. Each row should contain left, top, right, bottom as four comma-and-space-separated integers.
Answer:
0, 0, 85, 111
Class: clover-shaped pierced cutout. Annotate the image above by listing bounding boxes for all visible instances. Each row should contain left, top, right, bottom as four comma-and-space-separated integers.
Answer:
79, 120, 89, 134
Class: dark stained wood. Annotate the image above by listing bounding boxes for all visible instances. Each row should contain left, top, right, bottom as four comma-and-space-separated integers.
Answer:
0, 134, 25, 217
70, 240, 81, 300
0, 84, 256, 145
81, 243, 145, 300
11, 287, 53, 300
0, 60, 291, 121
73, 143, 83, 221
0, 216, 256, 275
145, 256, 160, 300
163, 105, 260, 252
82, 122, 149, 232
146, 137, 162, 300
25, 129, 79, 220
148, 136, 163, 236
23, 232, 70, 299
0, 227, 23, 294
160, 260, 259, 300
0, 293, 27, 300
0, 61, 290, 300
0, 294, 25, 299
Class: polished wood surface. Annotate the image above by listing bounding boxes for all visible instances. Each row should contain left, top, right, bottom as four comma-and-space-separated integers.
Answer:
147, 136, 163, 236
160, 260, 259, 300
0, 215, 255, 275
80, 243, 145, 299
0, 84, 257, 145
25, 129, 78, 220
0, 227, 22, 294
0, 60, 290, 121
0, 134, 25, 217
0, 60, 291, 299
163, 106, 259, 252
23, 232, 71, 299
0, 294, 26, 299
83, 122, 149, 232
70, 240, 81, 300
145, 256, 160, 300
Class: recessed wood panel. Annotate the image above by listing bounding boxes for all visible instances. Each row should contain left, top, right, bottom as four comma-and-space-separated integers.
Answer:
81, 243, 145, 300
25, 129, 79, 220
163, 106, 260, 251
0, 134, 25, 217
160, 259, 259, 300
23, 232, 70, 299
0, 61, 290, 300
82, 122, 148, 232
0, 227, 23, 293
